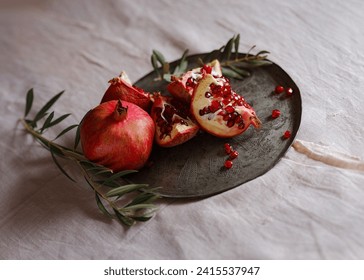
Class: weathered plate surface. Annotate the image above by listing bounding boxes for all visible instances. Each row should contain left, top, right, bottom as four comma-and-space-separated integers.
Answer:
129, 53, 301, 198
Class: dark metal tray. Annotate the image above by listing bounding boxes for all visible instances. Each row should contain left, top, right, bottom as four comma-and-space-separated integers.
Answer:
130, 53, 301, 198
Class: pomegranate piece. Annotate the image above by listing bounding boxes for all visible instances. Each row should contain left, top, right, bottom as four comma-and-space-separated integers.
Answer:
80, 100, 155, 172
150, 95, 199, 147
167, 59, 223, 103
190, 74, 261, 138
101, 71, 153, 111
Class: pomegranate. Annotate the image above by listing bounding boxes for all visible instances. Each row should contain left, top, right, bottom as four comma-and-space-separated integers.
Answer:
190, 74, 261, 138
101, 71, 153, 111
80, 100, 155, 171
167, 60, 222, 103
150, 94, 199, 147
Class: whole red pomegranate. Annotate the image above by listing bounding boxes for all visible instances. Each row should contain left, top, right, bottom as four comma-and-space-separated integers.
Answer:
150, 94, 199, 147
190, 74, 261, 138
80, 99, 155, 171
101, 71, 153, 112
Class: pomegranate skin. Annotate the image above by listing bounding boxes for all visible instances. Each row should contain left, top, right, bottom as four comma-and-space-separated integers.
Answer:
101, 72, 152, 112
80, 100, 155, 172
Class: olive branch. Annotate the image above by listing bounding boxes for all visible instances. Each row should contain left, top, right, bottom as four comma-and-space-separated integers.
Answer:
151, 34, 272, 81
21, 89, 160, 227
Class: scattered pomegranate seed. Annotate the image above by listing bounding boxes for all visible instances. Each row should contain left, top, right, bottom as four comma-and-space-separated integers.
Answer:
283, 130, 291, 139
275, 85, 284, 94
224, 143, 232, 154
224, 160, 233, 169
271, 109, 281, 119
286, 87, 293, 96
229, 150, 239, 160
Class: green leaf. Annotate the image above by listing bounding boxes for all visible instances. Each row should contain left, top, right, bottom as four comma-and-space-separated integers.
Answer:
74, 124, 81, 150
54, 124, 78, 140
255, 50, 270, 56
222, 36, 235, 61
122, 203, 158, 211
127, 192, 159, 206
132, 215, 154, 222
24, 88, 34, 117
227, 65, 251, 77
95, 192, 114, 218
151, 53, 160, 76
103, 170, 138, 184
173, 60, 188, 76
49, 113, 71, 128
40, 111, 54, 133
152, 49, 166, 65
221, 67, 246, 80
33, 90, 65, 125
180, 49, 189, 63
106, 183, 149, 197
163, 73, 172, 82
50, 146, 76, 182
114, 209, 135, 226
234, 34, 240, 59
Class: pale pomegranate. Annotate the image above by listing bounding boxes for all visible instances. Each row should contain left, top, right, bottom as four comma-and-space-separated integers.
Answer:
150, 94, 199, 147
80, 100, 155, 171
167, 60, 222, 103
101, 71, 153, 111
190, 74, 261, 138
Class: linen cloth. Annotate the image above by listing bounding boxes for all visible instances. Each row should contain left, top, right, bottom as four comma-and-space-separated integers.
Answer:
1, 0, 364, 259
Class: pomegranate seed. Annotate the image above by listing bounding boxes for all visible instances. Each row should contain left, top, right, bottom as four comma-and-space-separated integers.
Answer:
201, 64, 212, 74
271, 109, 281, 118
275, 85, 284, 94
224, 160, 233, 169
226, 120, 235, 127
229, 150, 239, 159
225, 105, 235, 114
224, 143, 232, 154
205, 92, 212, 98
209, 100, 221, 112
283, 130, 291, 139
286, 87, 293, 96
186, 77, 194, 87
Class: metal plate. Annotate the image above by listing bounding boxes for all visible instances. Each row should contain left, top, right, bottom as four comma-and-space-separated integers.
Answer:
129, 53, 301, 198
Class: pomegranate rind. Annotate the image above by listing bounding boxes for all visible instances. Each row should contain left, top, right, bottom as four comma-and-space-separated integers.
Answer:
167, 60, 223, 103
190, 74, 261, 138
151, 96, 199, 147
101, 71, 152, 111
80, 100, 155, 172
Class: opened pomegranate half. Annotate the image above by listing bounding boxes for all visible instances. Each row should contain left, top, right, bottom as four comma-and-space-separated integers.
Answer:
167, 60, 222, 103
80, 100, 155, 171
101, 71, 153, 112
150, 95, 199, 147
190, 74, 261, 138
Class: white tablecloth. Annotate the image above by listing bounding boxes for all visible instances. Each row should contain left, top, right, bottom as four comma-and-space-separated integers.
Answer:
1, 0, 364, 259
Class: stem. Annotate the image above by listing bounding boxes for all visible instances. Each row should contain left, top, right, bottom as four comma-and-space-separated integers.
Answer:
21, 118, 85, 161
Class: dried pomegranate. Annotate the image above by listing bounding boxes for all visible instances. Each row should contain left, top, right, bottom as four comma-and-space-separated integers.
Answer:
101, 71, 152, 111
167, 60, 222, 103
150, 95, 199, 147
80, 100, 155, 171
190, 74, 261, 138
